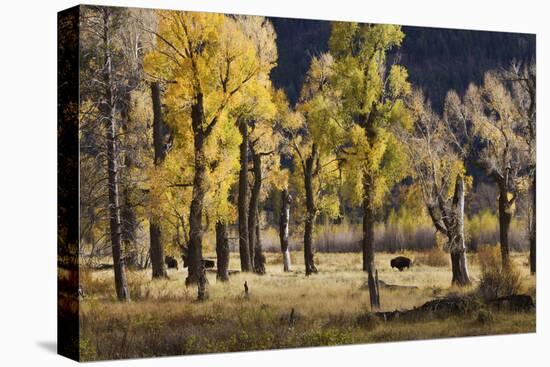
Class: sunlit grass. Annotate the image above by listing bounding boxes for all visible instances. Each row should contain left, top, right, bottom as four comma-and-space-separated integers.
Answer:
79, 251, 535, 361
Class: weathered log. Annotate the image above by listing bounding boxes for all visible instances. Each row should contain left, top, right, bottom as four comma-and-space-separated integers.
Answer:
372, 294, 534, 322
486, 294, 535, 312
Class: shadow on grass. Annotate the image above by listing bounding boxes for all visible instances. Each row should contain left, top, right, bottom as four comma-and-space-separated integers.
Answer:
36, 340, 57, 354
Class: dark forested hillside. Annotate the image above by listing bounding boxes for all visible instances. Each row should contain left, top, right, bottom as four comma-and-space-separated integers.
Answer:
270, 18, 535, 109
269, 18, 331, 104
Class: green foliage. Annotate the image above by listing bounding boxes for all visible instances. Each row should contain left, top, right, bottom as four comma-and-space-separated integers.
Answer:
329, 23, 412, 208
145, 12, 280, 231
283, 53, 343, 222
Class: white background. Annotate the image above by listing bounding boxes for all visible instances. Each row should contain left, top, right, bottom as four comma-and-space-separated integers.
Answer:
0, 0, 547, 365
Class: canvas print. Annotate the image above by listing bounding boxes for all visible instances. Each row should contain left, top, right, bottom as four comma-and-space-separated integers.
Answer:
58, 4, 536, 362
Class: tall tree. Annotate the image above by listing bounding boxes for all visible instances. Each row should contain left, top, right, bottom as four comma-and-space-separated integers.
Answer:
279, 189, 292, 272
284, 54, 342, 275
329, 23, 411, 308
149, 81, 169, 278
145, 12, 266, 284
503, 61, 536, 274
80, 6, 133, 301
464, 72, 529, 266
403, 90, 471, 285
232, 16, 278, 272
247, 96, 285, 274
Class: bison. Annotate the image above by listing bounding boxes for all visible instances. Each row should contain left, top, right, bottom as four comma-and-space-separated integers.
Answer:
181, 255, 215, 269
390, 256, 412, 271
165, 255, 178, 270
202, 259, 215, 269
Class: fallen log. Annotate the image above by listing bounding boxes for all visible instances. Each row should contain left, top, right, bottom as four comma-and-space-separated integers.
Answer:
373, 294, 534, 322
486, 294, 535, 312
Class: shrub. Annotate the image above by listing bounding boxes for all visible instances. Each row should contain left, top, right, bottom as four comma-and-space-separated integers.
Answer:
315, 221, 361, 253
375, 208, 435, 252
476, 308, 495, 324
466, 210, 528, 251
415, 247, 449, 267
477, 245, 522, 300
356, 312, 381, 329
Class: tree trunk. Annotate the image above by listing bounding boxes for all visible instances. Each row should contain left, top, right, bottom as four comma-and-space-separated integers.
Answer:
450, 175, 470, 286
304, 145, 318, 275
149, 222, 166, 278
215, 221, 230, 282
254, 209, 266, 274
121, 186, 138, 269
530, 170, 536, 274
497, 182, 512, 267
102, 9, 129, 301
362, 173, 379, 309
150, 81, 167, 279
249, 147, 264, 274
279, 189, 292, 272
187, 93, 207, 285
197, 265, 208, 301
238, 118, 252, 272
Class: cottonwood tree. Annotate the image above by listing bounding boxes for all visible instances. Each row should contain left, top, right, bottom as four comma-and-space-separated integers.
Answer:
329, 23, 411, 307
230, 16, 278, 273
148, 81, 170, 278
145, 11, 266, 284
503, 61, 536, 273
80, 6, 138, 301
115, 9, 153, 271
204, 113, 241, 281
402, 90, 471, 285
461, 72, 530, 266
284, 54, 343, 275
279, 189, 292, 272
248, 99, 286, 274
232, 78, 277, 273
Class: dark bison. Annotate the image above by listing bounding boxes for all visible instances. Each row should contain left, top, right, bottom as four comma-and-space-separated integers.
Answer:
181, 255, 215, 269
390, 256, 412, 271
202, 259, 215, 269
165, 255, 178, 269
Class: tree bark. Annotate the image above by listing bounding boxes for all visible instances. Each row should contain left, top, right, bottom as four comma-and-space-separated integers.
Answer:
149, 222, 166, 278
530, 170, 536, 274
253, 209, 266, 274
121, 186, 138, 269
450, 175, 470, 285
215, 221, 230, 282
102, 8, 129, 302
197, 265, 208, 301
304, 145, 318, 275
249, 146, 265, 274
186, 93, 207, 285
150, 81, 167, 279
279, 189, 292, 272
497, 181, 512, 267
238, 118, 252, 272
362, 173, 379, 309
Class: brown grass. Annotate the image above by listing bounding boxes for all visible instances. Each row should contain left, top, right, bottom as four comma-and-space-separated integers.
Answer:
415, 247, 449, 267
477, 245, 524, 300
79, 251, 535, 361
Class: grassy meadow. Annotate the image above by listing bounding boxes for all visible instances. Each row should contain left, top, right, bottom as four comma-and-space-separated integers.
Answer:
79, 250, 535, 361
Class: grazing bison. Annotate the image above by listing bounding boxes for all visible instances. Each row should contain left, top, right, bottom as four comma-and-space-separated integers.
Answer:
181, 255, 215, 269
202, 259, 215, 269
390, 256, 412, 271
165, 255, 178, 270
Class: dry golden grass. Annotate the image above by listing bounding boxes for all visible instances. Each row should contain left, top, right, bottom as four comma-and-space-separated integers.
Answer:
79, 250, 535, 361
